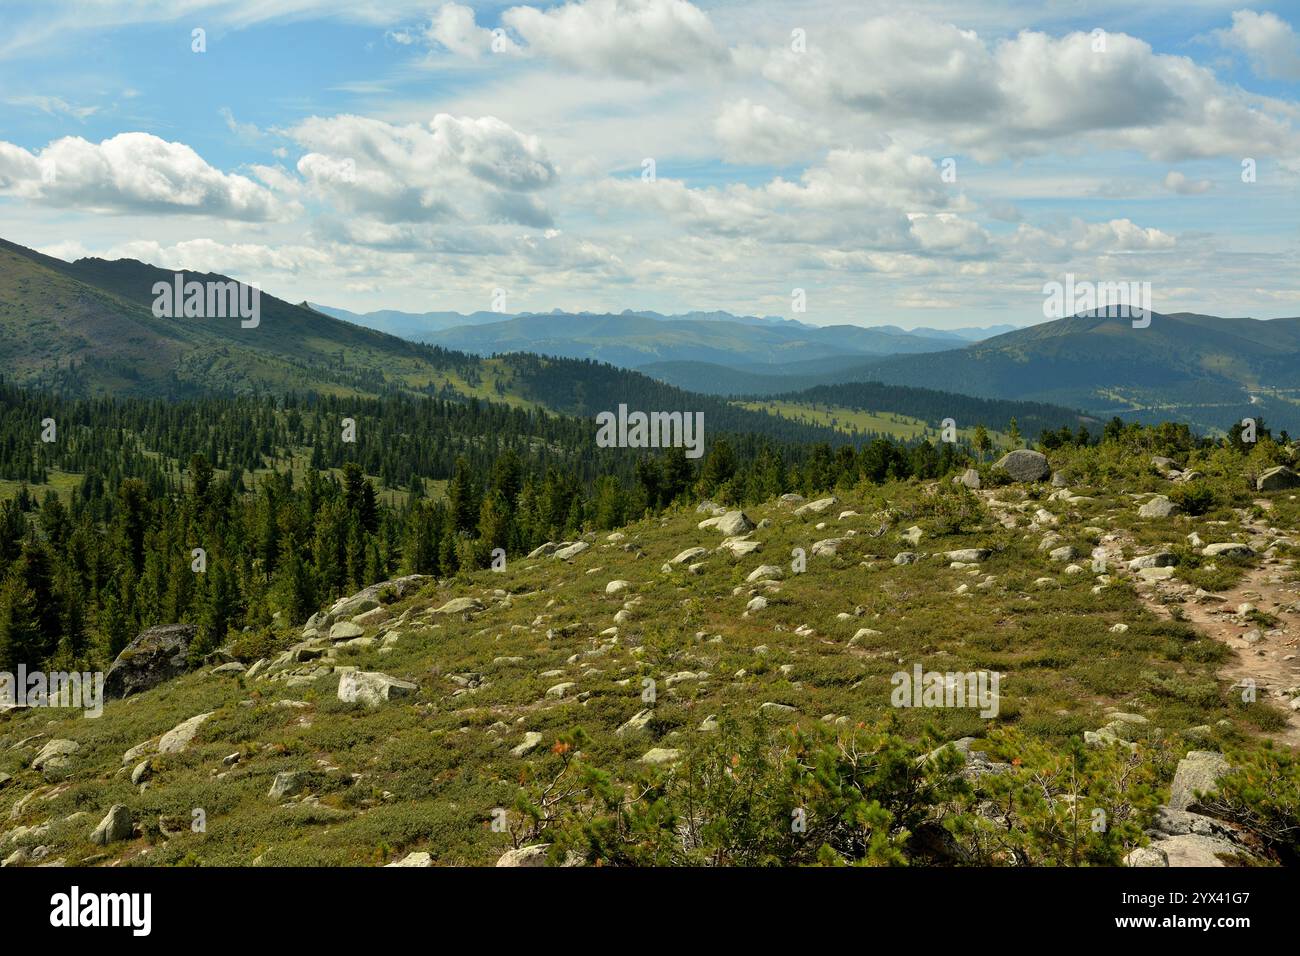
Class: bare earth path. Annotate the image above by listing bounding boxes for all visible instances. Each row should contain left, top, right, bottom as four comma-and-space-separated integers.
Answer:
1130, 504, 1300, 749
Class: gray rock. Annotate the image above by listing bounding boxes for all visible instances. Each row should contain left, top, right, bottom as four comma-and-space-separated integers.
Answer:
700, 510, 754, 536
893, 551, 919, 565
327, 575, 429, 620
496, 844, 551, 867
992, 449, 1050, 482
615, 709, 654, 736
431, 597, 484, 615
1257, 465, 1300, 492
31, 739, 79, 771
759, 702, 798, 717
1138, 496, 1180, 518
669, 547, 708, 565
639, 747, 681, 765
1124, 846, 1169, 867
157, 713, 213, 754
386, 851, 433, 867
104, 623, 197, 699
329, 621, 364, 640
954, 468, 980, 490
794, 496, 839, 517
1128, 551, 1178, 570
510, 732, 544, 757
1049, 546, 1078, 562
1168, 751, 1230, 811
337, 671, 417, 707
268, 771, 308, 800
943, 548, 991, 563
89, 805, 133, 846
130, 760, 151, 785
553, 541, 590, 560
1202, 542, 1254, 558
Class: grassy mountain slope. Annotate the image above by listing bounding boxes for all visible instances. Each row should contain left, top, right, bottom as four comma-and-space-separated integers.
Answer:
839, 312, 1300, 433
2, 445, 1296, 866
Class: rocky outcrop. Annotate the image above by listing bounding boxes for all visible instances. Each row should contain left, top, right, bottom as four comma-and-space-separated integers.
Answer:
338, 671, 417, 707
104, 624, 197, 699
992, 450, 1050, 482
1256, 465, 1300, 491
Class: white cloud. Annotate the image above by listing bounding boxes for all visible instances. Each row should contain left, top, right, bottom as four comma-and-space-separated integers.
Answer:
290, 113, 556, 226
713, 99, 820, 165
502, 0, 730, 79
427, 2, 518, 57
0, 133, 287, 220
762, 15, 1299, 162
1218, 10, 1300, 80
1164, 170, 1213, 195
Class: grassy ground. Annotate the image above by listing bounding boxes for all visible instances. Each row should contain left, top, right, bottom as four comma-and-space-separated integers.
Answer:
3, 448, 1294, 866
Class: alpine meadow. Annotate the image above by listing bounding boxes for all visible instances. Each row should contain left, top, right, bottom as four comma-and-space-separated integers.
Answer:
0, 0, 1298, 935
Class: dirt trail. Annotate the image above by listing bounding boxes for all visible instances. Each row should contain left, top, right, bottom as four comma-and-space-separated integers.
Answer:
1128, 504, 1300, 749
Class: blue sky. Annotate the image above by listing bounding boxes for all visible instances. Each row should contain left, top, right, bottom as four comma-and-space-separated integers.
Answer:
0, 0, 1297, 328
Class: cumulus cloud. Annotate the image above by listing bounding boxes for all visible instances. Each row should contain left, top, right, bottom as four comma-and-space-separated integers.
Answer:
424, 0, 730, 78
714, 99, 822, 165
0, 132, 286, 219
289, 113, 557, 227
1218, 9, 1300, 80
763, 15, 1299, 162
427, 2, 519, 57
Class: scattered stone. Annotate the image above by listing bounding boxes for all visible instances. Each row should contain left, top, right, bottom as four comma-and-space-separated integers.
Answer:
268, 771, 308, 800
386, 852, 433, 867
510, 732, 544, 757
104, 623, 197, 699
31, 739, 79, 771
1138, 496, 1180, 518
639, 748, 681, 766
992, 449, 1050, 482
1168, 751, 1231, 811
337, 671, 417, 707
1256, 466, 1300, 492
431, 597, 484, 615
89, 805, 133, 846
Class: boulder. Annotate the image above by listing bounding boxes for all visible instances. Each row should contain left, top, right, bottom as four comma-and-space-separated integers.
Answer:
1201, 542, 1254, 559
699, 511, 754, 536
157, 712, 212, 754
615, 709, 654, 736
992, 450, 1050, 482
746, 565, 783, 583
496, 844, 551, 867
1256, 466, 1300, 492
328, 621, 364, 640
1168, 751, 1230, 811
1128, 551, 1178, 570
1138, 496, 1180, 518
89, 805, 133, 846
328, 575, 428, 620
431, 597, 484, 615
510, 732, 544, 757
337, 671, 417, 707
386, 852, 433, 867
553, 541, 590, 560
794, 496, 838, 517
268, 771, 308, 800
943, 548, 990, 563
104, 623, 197, 699
604, 580, 631, 596
669, 547, 708, 565
639, 748, 681, 766
31, 739, 80, 771
953, 468, 980, 490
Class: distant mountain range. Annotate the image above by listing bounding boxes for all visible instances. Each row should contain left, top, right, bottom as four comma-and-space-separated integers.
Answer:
311, 302, 1017, 365
6, 235, 1295, 436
